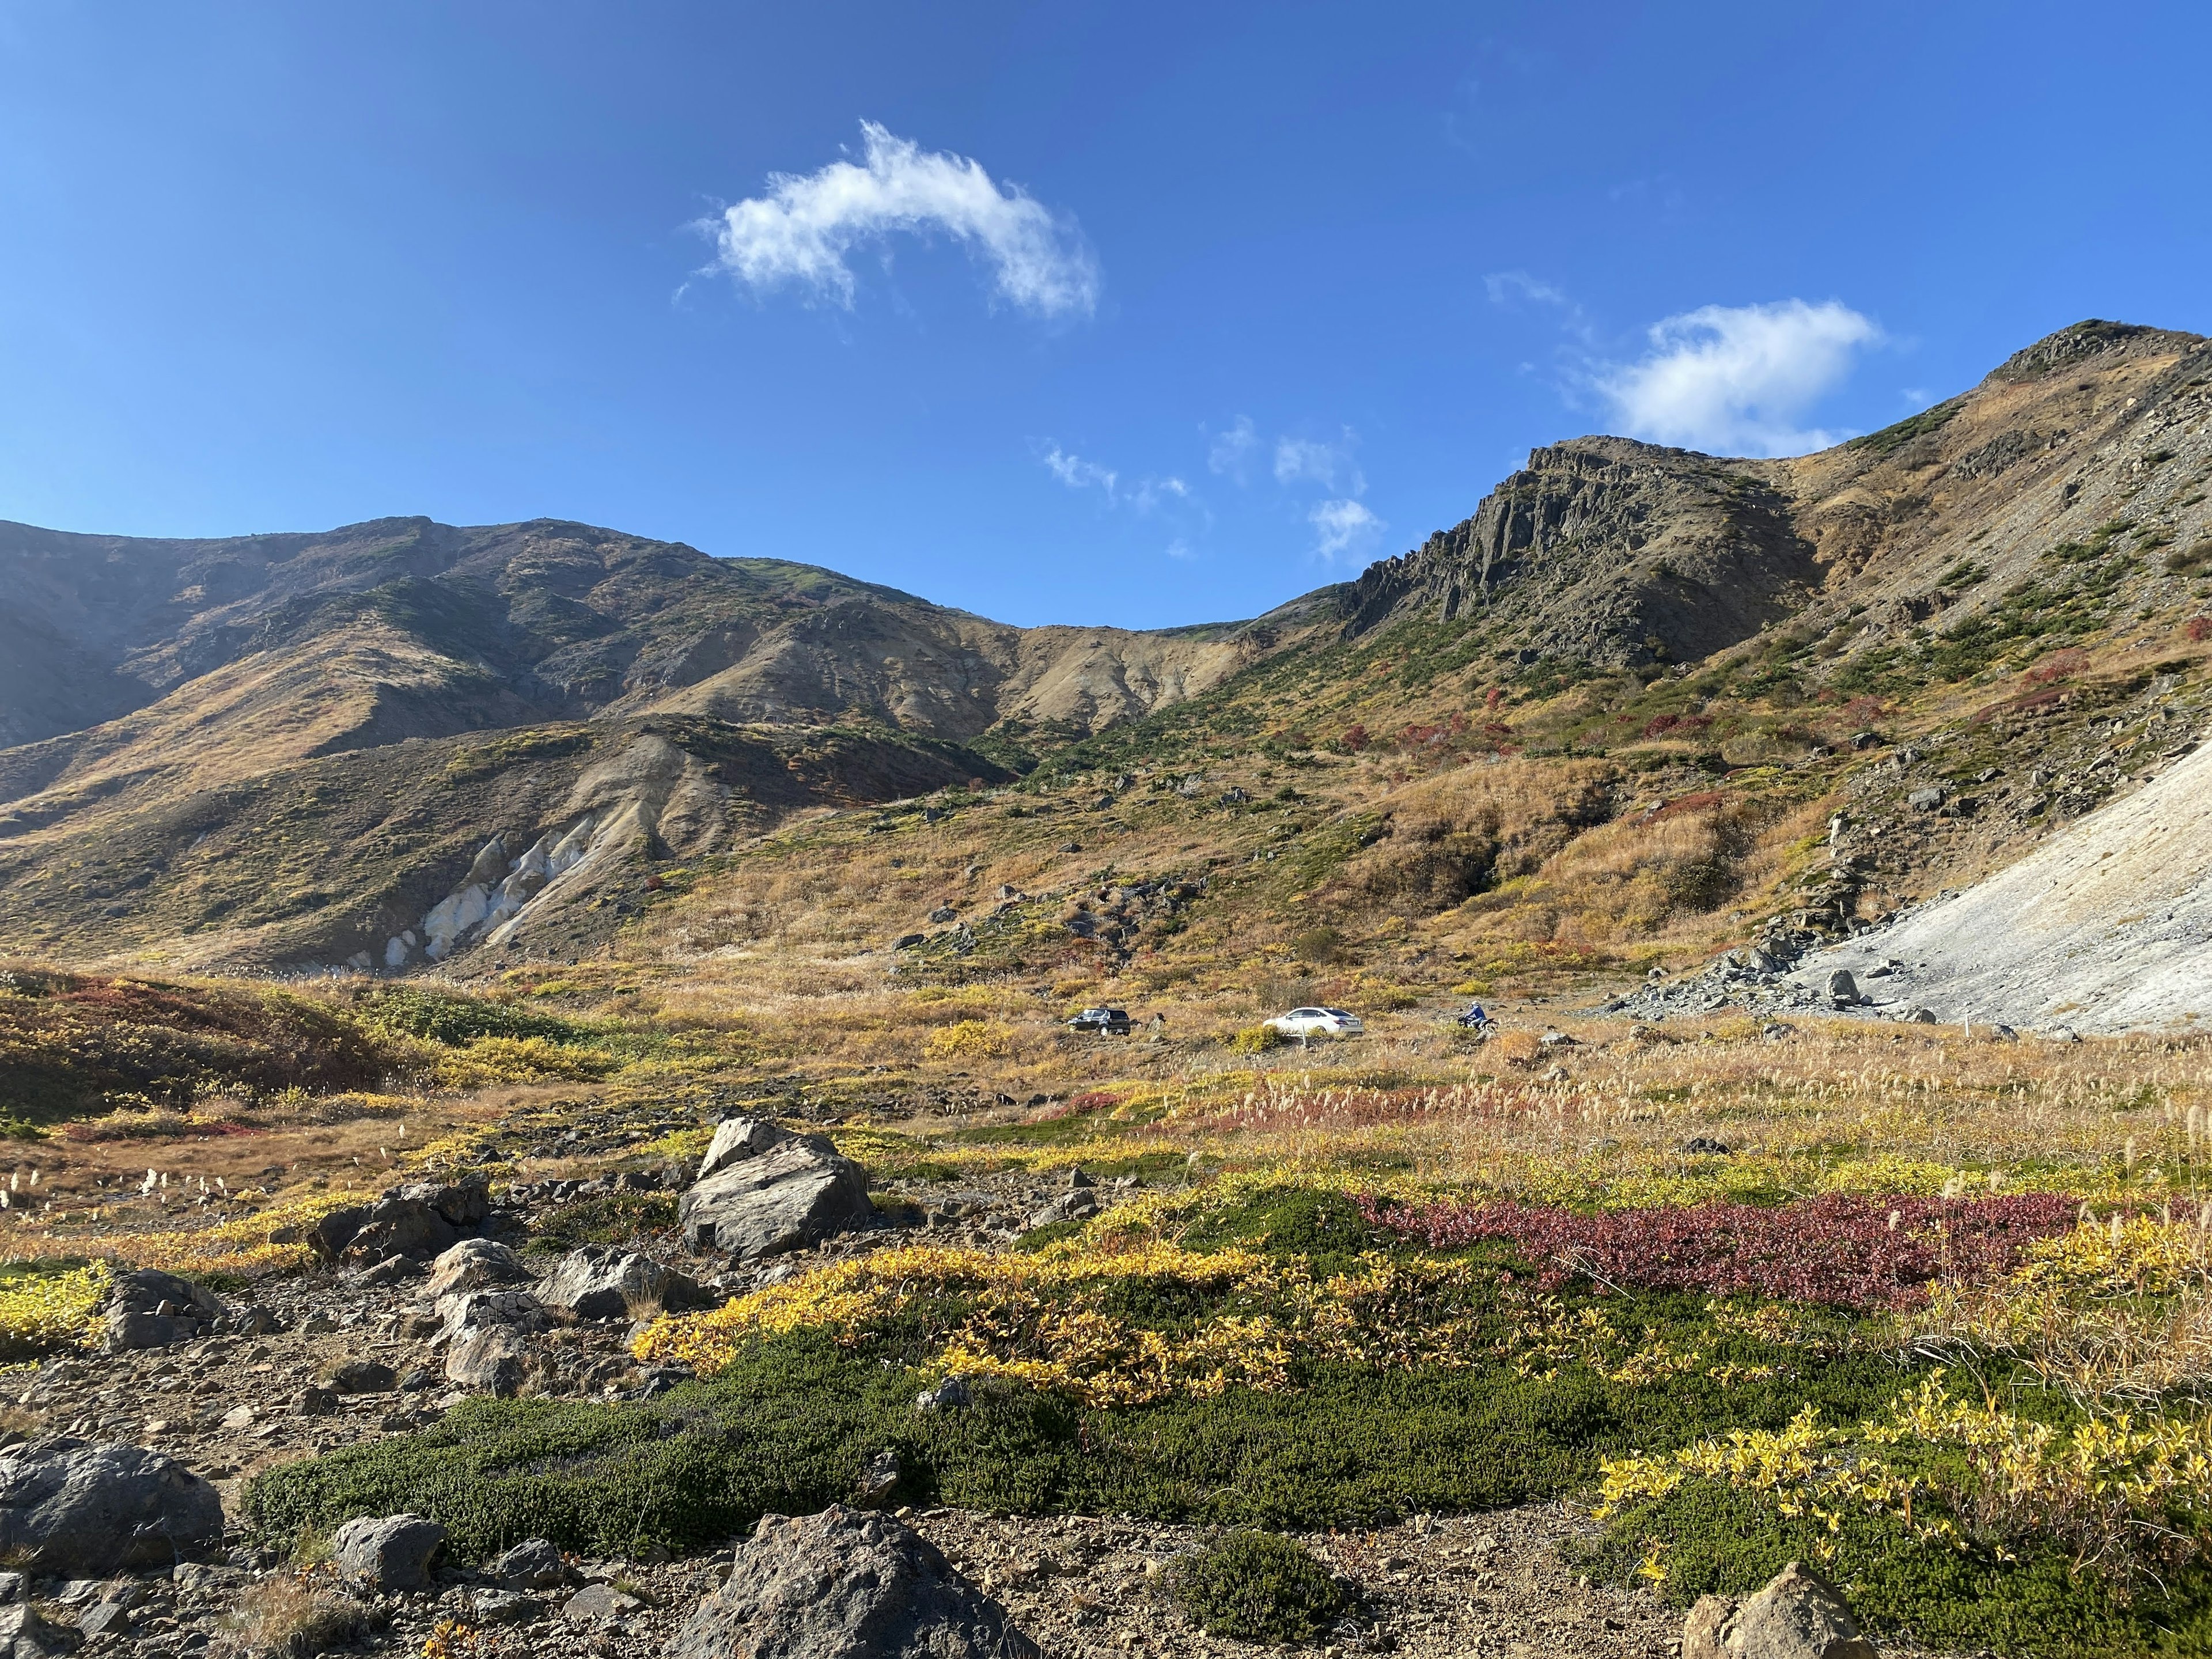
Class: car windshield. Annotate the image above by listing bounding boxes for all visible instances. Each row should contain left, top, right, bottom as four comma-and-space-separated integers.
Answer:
1288, 1007, 1323, 1017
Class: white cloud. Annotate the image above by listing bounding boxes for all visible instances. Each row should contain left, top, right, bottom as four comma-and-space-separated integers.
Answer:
1041, 445, 1116, 495
1130, 476, 1188, 514
1206, 416, 1257, 481
1273, 433, 1365, 496
1164, 539, 1197, 561
1484, 270, 1570, 308
1594, 300, 1882, 457
1310, 498, 1384, 560
704, 122, 1099, 317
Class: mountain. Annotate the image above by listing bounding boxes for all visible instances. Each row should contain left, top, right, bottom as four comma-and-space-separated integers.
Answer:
2, 319, 2209, 997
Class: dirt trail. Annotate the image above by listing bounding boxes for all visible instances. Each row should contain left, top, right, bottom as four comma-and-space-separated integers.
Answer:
1796, 738, 2212, 1033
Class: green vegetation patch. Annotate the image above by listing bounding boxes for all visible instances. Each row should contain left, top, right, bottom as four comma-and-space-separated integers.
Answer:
0, 967, 389, 1119
1175, 1530, 1351, 1642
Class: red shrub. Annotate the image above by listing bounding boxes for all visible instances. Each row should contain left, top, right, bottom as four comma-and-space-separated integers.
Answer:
2188, 618, 2212, 643
1357, 1191, 2078, 1310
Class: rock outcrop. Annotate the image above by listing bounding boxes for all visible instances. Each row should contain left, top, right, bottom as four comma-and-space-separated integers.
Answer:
668, 1505, 1039, 1659
679, 1118, 874, 1260
0, 1439, 224, 1575
1340, 437, 1819, 665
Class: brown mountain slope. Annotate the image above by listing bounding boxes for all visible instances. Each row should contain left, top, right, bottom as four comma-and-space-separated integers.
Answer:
3, 319, 2208, 986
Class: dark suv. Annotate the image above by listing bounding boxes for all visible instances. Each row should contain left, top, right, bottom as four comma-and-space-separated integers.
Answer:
1067, 1006, 1132, 1035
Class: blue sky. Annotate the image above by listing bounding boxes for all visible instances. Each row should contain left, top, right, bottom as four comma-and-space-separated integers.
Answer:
3, 2, 2209, 630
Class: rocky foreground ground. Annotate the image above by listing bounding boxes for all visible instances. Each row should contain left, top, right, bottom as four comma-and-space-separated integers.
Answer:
0, 1118, 1905, 1659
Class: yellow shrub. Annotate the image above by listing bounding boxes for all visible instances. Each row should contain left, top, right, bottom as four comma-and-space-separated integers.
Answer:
923, 1020, 1013, 1060
0, 1262, 111, 1357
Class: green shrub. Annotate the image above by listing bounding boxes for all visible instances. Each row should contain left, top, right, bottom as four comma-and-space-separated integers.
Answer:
1175, 1530, 1349, 1642
354, 986, 582, 1047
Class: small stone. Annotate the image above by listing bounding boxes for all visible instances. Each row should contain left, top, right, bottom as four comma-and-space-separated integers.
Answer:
562, 1582, 643, 1623
321, 1359, 399, 1395
78, 1599, 132, 1638
297, 1385, 340, 1416
488, 1536, 569, 1590
220, 1405, 257, 1430
915, 1376, 972, 1412
471, 1588, 543, 1624
857, 1449, 901, 1502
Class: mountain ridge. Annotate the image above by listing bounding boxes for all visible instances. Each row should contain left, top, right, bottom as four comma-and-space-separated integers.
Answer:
3, 318, 2210, 988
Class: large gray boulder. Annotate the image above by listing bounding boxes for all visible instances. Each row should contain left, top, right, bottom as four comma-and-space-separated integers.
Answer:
315, 1179, 493, 1264
533, 1247, 703, 1322
0, 1439, 222, 1574
680, 1130, 873, 1260
332, 1513, 448, 1592
668, 1505, 1037, 1659
423, 1238, 530, 1301
101, 1270, 225, 1353
440, 1290, 547, 1393
1684, 1562, 1876, 1659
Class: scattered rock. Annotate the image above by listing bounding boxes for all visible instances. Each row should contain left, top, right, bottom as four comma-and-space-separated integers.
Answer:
1825, 969, 1860, 1006
0, 1602, 76, 1658
696, 1115, 796, 1181
422, 1238, 531, 1300
440, 1290, 548, 1393
1679, 1137, 1730, 1156
680, 1132, 874, 1260
76, 1599, 130, 1639
668, 1506, 1038, 1659
1027, 1189, 1100, 1229
915, 1376, 972, 1412
857, 1449, 901, 1502
488, 1537, 570, 1591
1908, 786, 1947, 811
1684, 1562, 1875, 1659
348, 1254, 423, 1289
332, 1513, 448, 1593
101, 1270, 225, 1353
562, 1582, 643, 1624
0, 1439, 222, 1576
321, 1179, 493, 1264
471, 1588, 543, 1625
535, 1247, 704, 1322
319, 1359, 398, 1395
296, 1386, 339, 1417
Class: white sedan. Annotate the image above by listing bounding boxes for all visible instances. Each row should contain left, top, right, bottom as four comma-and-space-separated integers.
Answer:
1264, 1007, 1365, 1039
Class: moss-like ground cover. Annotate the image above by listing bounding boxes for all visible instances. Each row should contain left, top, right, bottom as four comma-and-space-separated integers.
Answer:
241, 1177, 2212, 1653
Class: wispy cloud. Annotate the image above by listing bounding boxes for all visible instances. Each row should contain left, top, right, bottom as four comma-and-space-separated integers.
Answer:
1273, 432, 1365, 495
702, 122, 1099, 317
1593, 300, 1883, 456
1310, 498, 1384, 561
1041, 445, 1116, 495
1206, 416, 1258, 482
1484, 269, 1594, 345
1039, 444, 1187, 517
